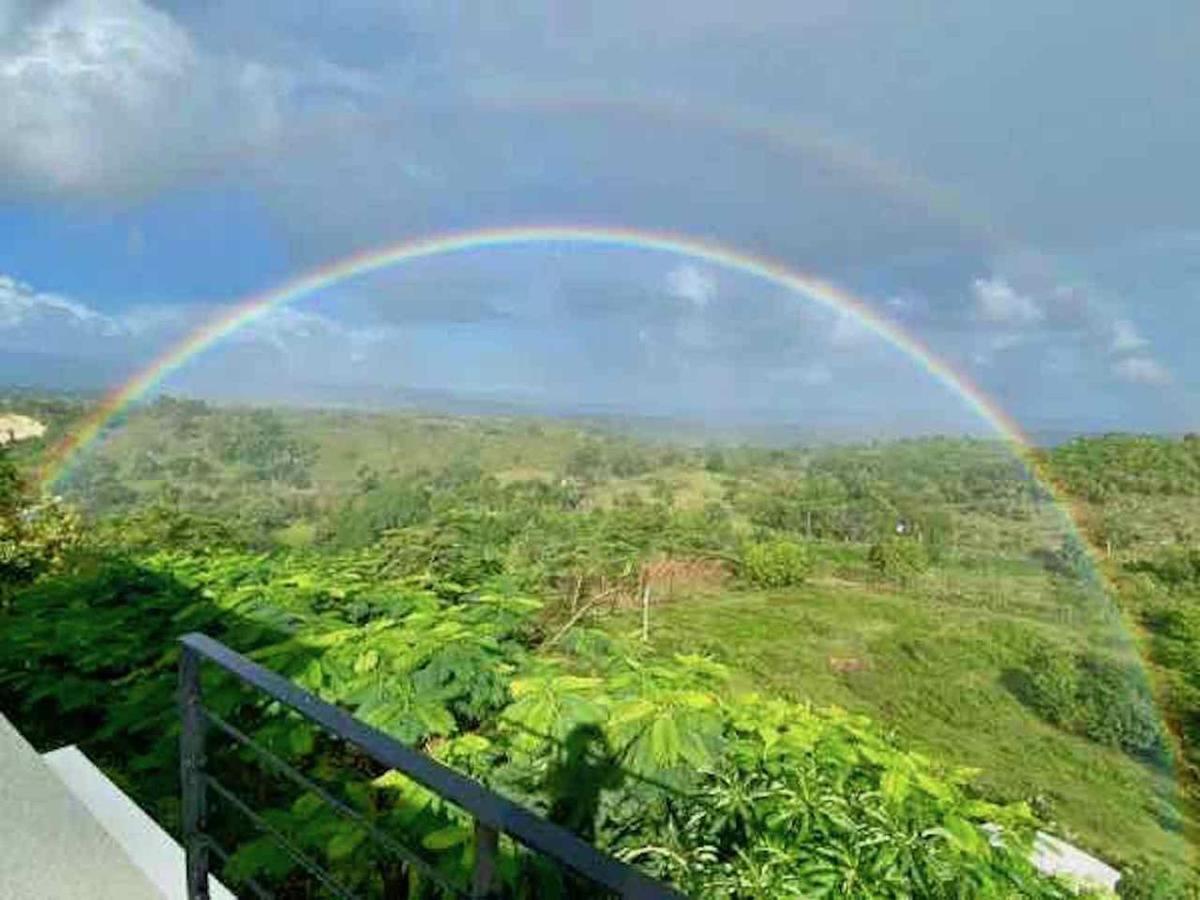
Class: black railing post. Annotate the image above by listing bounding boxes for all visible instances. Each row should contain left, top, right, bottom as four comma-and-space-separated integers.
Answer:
471, 821, 500, 898
180, 643, 211, 900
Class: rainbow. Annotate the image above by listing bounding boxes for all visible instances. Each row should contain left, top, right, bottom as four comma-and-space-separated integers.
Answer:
470, 83, 1004, 246
43, 224, 1058, 504
36, 223, 1182, 817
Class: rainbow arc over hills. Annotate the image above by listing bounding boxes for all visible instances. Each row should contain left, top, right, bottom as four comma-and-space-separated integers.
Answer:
41, 224, 1085, 550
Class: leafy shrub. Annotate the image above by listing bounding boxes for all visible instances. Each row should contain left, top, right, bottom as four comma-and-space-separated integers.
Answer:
1076, 655, 1167, 759
597, 692, 1068, 898
0, 448, 20, 516
1017, 645, 1167, 763
1023, 645, 1080, 728
0, 451, 82, 592
95, 504, 237, 553
1116, 859, 1200, 899
1130, 548, 1200, 589
324, 477, 433, 548
740, 538, 812, 587
868, 535, 929, 582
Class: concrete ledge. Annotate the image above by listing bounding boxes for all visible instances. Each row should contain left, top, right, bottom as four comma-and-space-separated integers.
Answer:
0, 714, 164, 900
1032, 832, 1121, 894
42, 746, 235, 900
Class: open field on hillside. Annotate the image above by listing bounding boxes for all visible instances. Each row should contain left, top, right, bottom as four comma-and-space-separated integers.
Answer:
608, 565, 1192, 870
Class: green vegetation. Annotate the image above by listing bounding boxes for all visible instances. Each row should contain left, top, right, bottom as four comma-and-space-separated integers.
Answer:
867, 535, 930, 583
0, 447, 82, 599
2, 393, 1199, 896
1045, 435, 1200, 502
740, 537, 812, 587
1016, 644, 1166, 762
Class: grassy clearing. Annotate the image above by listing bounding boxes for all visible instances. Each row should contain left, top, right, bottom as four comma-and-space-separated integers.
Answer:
609, 562, 1196, 873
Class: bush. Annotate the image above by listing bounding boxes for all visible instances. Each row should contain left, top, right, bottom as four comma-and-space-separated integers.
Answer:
1116, 859, 1200, 899
0, 449, 82, 597
1017, 645, 1168, 763
741, 538, 812, 587
1023, 645, 1080, 728
1130, 548, 1200, 589
1076, 655, 1167, 760
1047, 533, 1095, 582
868, 536, 929, 582
0, 449, 21, 517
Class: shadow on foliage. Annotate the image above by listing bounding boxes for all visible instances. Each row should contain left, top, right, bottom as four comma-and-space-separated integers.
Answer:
999, 667, 1036, 709
544, 723, 625, 844
508, 723, 629, 900
0, 553, 308, 829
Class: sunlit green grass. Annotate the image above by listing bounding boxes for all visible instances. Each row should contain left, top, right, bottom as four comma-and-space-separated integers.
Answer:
609, 561, 1195, 872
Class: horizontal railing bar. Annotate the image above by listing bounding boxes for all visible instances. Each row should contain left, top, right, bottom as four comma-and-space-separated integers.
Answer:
205, 838, 275, 900
182, 633, 683, 899
206, 775, 361, 900
203, 708, 464, 895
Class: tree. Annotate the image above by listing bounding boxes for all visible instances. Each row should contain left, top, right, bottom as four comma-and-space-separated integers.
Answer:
0, 448, 21, 517
0, 450, 82, 594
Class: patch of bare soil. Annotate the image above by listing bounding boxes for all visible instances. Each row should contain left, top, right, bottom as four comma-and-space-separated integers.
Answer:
0, 414, 46, 445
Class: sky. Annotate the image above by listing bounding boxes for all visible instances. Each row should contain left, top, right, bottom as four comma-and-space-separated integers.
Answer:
1, 0, 1197, 436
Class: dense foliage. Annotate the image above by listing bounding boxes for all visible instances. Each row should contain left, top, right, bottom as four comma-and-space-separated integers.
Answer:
1046, 435, 1200, 502
1016, 643, 1167, 762
0, 448, 82, 599
4, 398, 1200, 895
0, 547, 1065, 898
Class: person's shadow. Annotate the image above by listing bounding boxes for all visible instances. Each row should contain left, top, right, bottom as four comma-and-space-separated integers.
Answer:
544, 723, 624, 844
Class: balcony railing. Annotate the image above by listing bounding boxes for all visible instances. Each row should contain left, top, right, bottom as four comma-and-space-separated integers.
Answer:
179, 632, 683, 900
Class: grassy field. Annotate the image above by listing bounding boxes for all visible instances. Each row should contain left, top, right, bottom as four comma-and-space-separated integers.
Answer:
609, 554, 1195, 872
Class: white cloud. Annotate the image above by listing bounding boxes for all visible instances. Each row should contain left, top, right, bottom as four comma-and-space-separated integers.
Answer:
0, 0, 362, 197
0, 275, 123, 336
1114, 356, 1171, 386
0, 267, 425, 397
665, 264, 716, 308
972, 277, 1043, 326
230, 306, 355, 353
1111, 319, 1149, 352
118, 302, 200, 337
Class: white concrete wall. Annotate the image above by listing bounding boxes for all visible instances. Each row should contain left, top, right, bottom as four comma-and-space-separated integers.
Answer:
0, 714, 164, 900
43, 747, 236, 900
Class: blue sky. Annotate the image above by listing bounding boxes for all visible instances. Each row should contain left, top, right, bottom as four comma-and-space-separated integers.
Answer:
1, 0, 1197, 435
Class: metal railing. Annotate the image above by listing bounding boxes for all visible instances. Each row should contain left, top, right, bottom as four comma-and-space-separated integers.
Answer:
179, 632, 683, 900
